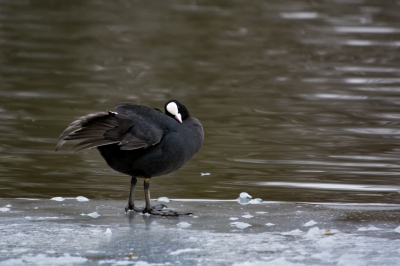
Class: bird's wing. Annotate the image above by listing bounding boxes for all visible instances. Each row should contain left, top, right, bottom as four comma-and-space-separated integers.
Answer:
56, 104, 165, 152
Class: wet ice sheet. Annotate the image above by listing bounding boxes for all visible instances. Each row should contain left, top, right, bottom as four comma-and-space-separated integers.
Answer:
0, 198, 400, 265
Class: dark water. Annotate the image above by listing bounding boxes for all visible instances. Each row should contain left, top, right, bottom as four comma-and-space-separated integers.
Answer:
1, 0, 400, 204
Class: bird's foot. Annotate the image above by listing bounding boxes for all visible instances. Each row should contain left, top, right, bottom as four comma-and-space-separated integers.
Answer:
125, 203, 166, 213
147, 208, 193, 217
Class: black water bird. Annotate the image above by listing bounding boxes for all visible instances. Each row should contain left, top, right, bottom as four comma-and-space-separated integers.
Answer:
56, 100, 204, 216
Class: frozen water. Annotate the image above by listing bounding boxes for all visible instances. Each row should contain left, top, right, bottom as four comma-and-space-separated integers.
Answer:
303, 220, 317, 227
157, 197, 170, 203
6, 204, 11, 207
241, 214, 253, 219
395, 226, 400, 233
0, 207, 10, 212
176, 222, 191, 228
86, 212, 100, 218
1, 198, 400, 265
76, 196, 89, 202
50, 197, 65, 202
201, 173, 210, 176
0, 253, 87, 265
230, 222, 252, 229
255, 211, 268, 214
229, 217, 239, 220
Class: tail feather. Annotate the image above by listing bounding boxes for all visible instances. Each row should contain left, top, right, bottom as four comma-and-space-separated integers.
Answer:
56, 112, 120, 152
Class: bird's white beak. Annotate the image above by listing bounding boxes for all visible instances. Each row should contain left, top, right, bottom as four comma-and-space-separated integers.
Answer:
175, 113, 182, 123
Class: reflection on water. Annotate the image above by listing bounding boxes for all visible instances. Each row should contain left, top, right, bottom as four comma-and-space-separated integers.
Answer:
1, 0, 400, 204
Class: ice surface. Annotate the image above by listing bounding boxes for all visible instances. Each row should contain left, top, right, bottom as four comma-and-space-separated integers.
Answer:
255, 211, 268, 214
230, 222, 252, 229
86, 212, 100, 218
157, 197, 170, 203
1, 198, 400, 265
76, 196, 89, 202
242, 214, 253, 219
0, 253, 87, 265
0, 207, 10, 212
176, 222, 191, 228
229, 217, 239, 220
303, 220, 317, 227
6, 204, 11, 207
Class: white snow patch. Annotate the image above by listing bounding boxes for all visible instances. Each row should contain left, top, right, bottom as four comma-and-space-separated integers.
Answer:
242, 214, 254, 219
87, 212, 100, 218
265, 223, 275, 226
229, 217, 239, 220
0, 207, 10, 212
6, 204, 12, 207
358, 226, 380, 231
255, 211, 268, 214
157, 197, 170, 203
303, 220, 317, 227
50, 197, 65, 202
177, 222, 191, 228
230, 222, 252, 229
76, 196, 89, 202
170, 248, 202, 255
201, 173, 210, 176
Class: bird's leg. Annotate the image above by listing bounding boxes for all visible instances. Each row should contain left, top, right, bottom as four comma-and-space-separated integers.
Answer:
125, 176, 146, 212
143, 178, 192, 216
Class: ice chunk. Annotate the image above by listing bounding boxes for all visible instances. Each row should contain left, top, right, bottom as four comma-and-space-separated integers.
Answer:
265, 223, 275, 226
80, 213, 86, 216
249, 198, 262, 204
238, 192, 252, 205
255, 211, 268, 214
87, 212, 100, 218
303, 220, 318, 227
242, 214, 254, 219
170, 248, 201, 255
50, 197, 65, 202
282, 229, 303, 236
104, 228, 112, 237
177, 222, 191, 228
157, 197, 170, 203
201, 173, 210, 176
6, 204, 11, 207
358, 226, 380, 231
0, 207, 10, 212
395, 226, 400, 233
76, 196, 89, 202
305, 227, 325, 238
230, 222, 252, 229
229, 217, 239, 220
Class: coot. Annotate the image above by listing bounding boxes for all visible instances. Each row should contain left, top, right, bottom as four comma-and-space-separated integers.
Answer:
56, 100, 204, 216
